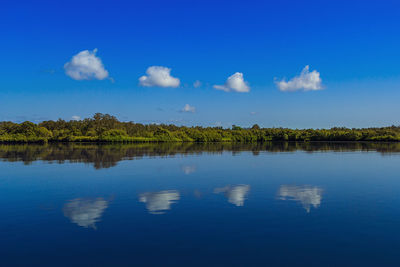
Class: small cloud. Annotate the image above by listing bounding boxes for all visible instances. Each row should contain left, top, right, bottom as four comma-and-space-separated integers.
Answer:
214, 185, 250, 206
214, 72, 250, 93
71, 115, 81, 121
278, 185, 323, 213
250, 111, 257, 116
276, 65, 323, 92
139, 190, 180, 214
63, 198, 108, 229
139, 66, 180, 88
181, 104, 196, 113
64, 49, 109, 80
193, 80, 202, 88
181, 165, 196, 175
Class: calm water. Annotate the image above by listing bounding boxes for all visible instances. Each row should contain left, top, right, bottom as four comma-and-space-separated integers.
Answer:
1, 142, 400, 266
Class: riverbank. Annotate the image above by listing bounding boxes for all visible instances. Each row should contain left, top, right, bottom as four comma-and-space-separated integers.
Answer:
2, 113, 400, 143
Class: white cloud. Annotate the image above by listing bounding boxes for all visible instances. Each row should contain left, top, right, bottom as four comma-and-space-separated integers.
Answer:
193, 80, 202, 88
214, 184, 250, 206
276, 65, 323, 92
139, 190, 180, 214
250, 111, 257, 116
71, 115, 81, 121
139, 66, 180, 88
64, 49, 109, 80
63, 198, 108, 229
278, 185, 323, 213
214, 72, 250, 93
181, 104, 196, 113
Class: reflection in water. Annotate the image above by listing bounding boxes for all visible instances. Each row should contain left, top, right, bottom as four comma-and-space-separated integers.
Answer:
214, 185, 250, 206
278, 185, 323, 212
63, 198, 108, 229
139, 190, 180, 214
1, 142, 399, 169
181, 165, 196, 175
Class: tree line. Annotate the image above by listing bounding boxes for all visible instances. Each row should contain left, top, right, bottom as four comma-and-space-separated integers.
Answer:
1, 113, 400, 143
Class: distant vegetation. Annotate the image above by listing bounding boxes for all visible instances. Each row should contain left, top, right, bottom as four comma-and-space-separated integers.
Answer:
1, 113, 400, 143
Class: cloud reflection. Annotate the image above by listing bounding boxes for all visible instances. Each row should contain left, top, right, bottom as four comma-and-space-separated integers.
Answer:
278, 185, 323, 212
139, 190, 180, 214
63, 198, 108, 229
181, 164, 196, 175
214, 185, 250, 206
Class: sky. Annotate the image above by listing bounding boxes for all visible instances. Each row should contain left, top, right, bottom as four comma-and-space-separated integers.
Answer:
1, 0, 400, 128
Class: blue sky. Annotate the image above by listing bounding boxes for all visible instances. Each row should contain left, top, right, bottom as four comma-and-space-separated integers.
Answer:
1, 0, 399, 128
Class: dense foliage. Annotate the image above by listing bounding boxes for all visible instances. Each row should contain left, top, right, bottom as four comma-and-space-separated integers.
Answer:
1, 113, 400, 143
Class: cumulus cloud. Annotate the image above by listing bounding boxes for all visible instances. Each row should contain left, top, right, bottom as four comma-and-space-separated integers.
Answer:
139, 66, 180, 88
139, 190, 180, 214
276, 65, 322, 92
193, 80, 202, 88
213, 72, 250, 93
64, 49, 109, 80
214, 184, 250, 206
181, 104, 196, 113
278, 185, 323, 213
71, 115, 81, 121
63, 198, 108, 229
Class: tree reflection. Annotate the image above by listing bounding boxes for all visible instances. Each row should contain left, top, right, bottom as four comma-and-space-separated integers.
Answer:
0, 142, 399, 169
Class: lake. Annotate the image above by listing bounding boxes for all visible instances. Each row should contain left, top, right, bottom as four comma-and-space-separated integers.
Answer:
1, 142, 400, 266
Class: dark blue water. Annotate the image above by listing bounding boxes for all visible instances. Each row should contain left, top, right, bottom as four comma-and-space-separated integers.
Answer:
1, 143, 400, 266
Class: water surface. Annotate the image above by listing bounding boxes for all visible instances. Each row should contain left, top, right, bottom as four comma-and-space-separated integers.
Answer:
1, 143, 400, 266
